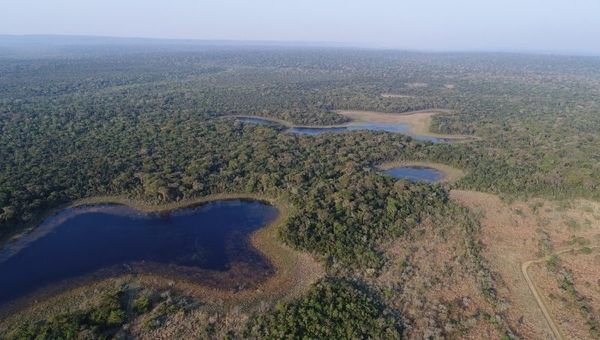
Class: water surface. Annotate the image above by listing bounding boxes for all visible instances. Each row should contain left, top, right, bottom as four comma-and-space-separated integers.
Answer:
0, 200, 278, 306
237, 117, 446, 142
288, 122, 410, 135
384, 166, 445, 183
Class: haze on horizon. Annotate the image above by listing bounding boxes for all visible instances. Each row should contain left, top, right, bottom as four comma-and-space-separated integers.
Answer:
1, 0, 600, 56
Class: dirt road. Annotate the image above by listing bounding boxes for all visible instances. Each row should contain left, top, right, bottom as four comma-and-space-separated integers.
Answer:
521, 245, 600, 340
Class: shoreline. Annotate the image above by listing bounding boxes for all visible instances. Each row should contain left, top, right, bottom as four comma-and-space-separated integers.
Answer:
0, 193, 324, 321
223, 110, 477, 142
1, 193, 278, 250
335, 109, 477, 142
225, 114, 351, 129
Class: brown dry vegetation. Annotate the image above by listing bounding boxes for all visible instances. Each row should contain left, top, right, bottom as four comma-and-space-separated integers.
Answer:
372, 208, 502, 339
529, 248, 600, 340
451, 190, 600, 339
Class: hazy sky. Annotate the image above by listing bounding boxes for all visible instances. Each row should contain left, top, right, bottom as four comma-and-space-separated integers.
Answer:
1, 0, 599, 54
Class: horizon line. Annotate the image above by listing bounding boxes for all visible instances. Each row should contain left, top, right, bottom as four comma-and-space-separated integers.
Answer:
1, 33, 599, 58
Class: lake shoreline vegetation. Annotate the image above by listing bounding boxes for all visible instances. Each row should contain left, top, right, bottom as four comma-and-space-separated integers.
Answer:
227, 109, 478, 142
0, 194, 324, 318
1, 44, 599, 338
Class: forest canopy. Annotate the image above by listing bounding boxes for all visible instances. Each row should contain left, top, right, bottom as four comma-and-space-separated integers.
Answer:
1, 43, 599, 338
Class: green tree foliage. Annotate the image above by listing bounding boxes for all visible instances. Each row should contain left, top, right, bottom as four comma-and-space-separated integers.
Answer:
1, 43, 599, 337
285, 172, 447, 270
246, 279, 401, 339
0, 110, 448, 270
4, 289, 127, 339
3, 46, 600, 262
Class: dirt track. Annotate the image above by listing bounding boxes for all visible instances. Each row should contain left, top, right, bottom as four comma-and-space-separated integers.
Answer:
521, 245, 600, 340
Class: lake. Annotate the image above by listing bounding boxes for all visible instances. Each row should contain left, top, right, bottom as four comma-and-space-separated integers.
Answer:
384, 166, 445, 183
237, 117, 447, 143
0, 199, 278, 306
289, 122, 410, 135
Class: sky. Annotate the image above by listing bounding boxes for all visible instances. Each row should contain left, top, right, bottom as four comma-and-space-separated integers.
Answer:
1, 0, 599, 55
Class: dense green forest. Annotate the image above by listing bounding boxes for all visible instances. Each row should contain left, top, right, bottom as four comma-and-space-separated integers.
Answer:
3, 289, 129, 339
2, 47, 599, 243
245, 279, 401, 338
1, 41, 599, 338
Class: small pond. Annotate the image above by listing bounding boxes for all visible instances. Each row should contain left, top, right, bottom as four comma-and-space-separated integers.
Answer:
0, 200, 278, 306
384, 166, 445, 183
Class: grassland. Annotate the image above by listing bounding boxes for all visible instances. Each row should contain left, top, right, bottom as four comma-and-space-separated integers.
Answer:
451, 190, 600, 339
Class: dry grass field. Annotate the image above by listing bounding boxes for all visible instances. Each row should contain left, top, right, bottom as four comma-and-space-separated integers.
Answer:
451, 190, 600, 339
373, 213, 503, 339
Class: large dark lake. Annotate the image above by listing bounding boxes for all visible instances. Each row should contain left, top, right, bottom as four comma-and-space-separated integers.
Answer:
0, 200, 278, 306
237, 117, 447, 143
